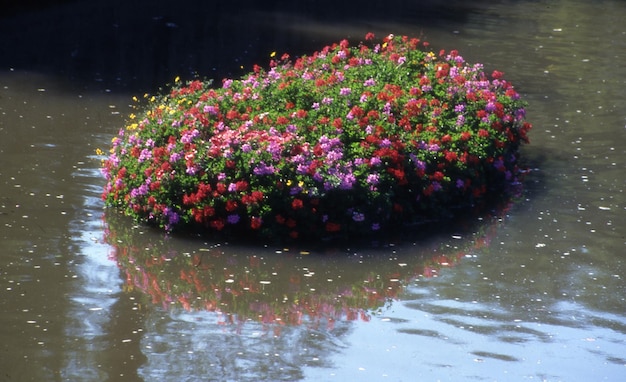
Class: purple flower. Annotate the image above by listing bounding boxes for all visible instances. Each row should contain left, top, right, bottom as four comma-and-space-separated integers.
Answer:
326, 150, 343, 162
370, 157, 382, 167
339, 172, 356, 190
352, 212, 365, 222
339, 87, 351, 96
204, 105, 218, 115
363, 78, 376, 87
383, 102, 392, 115
227, 214, 240, 224
185, 165, 197, 175
180, 129, 199, 144
168, 210, 180, 225
253, 162, 276, 176
456, 115, 466, 127
138, 148, 152, 163
366, 173, 379, 185
428, 144, 440, 152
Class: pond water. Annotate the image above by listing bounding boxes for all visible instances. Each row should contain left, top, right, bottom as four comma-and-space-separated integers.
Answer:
1, 0, 625, 381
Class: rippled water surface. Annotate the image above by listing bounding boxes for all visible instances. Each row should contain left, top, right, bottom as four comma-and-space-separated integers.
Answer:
1, 1, 625, 381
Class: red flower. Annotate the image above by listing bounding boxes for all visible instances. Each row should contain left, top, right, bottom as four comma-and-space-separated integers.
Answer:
478, 129, 490, 138
210, 219, 225, 231
251, 190, 264, 202
291, 198, 303, 210
393, 203, 403, 213
236, 180, 248, 191
250, 216, 262, 230
225, 200, 238, 212
365, 32, 375, 41
332, 118, 343, 129
225, 110, 239, 120
275, 214, 286, 224
276, 116, 289, 125
325, 222, 341, 232
445, 151, 458, 162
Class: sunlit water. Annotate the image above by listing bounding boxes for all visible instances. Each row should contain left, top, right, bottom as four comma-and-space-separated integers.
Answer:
1, 1, 625, 381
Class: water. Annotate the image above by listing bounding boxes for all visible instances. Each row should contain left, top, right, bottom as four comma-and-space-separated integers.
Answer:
1, 0, 625, 381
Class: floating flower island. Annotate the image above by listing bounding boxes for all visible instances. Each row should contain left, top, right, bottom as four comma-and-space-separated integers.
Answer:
101, 33, 531, 241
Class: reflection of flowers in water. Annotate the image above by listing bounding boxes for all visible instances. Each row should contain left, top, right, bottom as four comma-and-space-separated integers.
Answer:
104, 210, 500, 330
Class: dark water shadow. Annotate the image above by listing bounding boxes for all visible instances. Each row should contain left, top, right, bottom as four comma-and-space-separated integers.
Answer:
1, 0, 499, 93
102, 191, 511, 330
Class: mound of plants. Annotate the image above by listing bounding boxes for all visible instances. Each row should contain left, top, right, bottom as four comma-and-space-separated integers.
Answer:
101, 33, 531, 240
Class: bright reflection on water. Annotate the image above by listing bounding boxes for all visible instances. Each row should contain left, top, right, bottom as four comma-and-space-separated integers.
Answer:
1, 0, 625, 381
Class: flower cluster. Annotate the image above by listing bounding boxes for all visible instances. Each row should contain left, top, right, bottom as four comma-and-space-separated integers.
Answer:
101, 33, 531, 240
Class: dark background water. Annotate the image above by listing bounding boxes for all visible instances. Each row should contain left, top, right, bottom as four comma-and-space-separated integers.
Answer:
1, 0, 497, 92
1, 1, 625, 381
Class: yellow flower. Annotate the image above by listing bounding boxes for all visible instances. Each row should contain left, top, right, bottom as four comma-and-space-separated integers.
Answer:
174, 76, 180, 83
95, 148, 104, 156
270, 51, 276, 58
129, 113, 136, 120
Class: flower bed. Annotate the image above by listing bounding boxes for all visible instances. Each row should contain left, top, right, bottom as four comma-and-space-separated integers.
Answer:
101, 33, 531, 241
